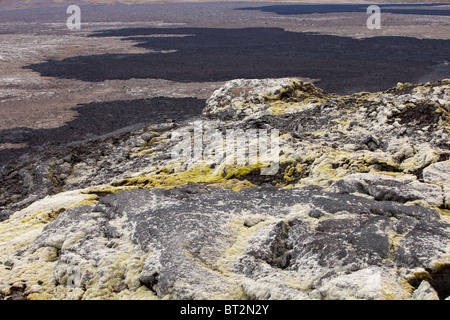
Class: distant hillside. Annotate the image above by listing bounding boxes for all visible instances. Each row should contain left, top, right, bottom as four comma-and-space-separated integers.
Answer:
2, 0, 448, 11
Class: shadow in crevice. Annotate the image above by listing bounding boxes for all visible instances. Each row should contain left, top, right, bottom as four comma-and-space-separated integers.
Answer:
24, 27, 450, 95
429, 264, 450, 300
236, 3, 450, 16
0, 96, 205, 163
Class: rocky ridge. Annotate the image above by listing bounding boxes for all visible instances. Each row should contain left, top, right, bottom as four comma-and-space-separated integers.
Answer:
0, 78, 449, 300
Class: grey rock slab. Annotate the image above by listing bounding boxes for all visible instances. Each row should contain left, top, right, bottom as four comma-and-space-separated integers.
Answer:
412, 280, 440, 300
44, 185, 449, 298
330, 173, 444, 208
423, 160, 450, 184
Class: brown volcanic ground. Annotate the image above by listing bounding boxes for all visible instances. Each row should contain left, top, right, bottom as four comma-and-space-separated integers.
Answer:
0, 2, 449, 162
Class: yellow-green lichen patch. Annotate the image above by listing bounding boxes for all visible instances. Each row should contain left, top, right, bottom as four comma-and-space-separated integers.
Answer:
268, 99, 324, 115
222, 163, 270, 179
46, 162, 65, 193
413, 269, 433, 282
291, 147, 410, 188
0, 190, 99, 245
398, 147, 441, 174
263, 80, 331, 103
429, 260, 450, 275
214, 216, 278, 273
262, 80, 332, 115
180, 248, 247, 300
382, 278, 414, 300
3, 246, 61, 300
301, 144, 425, 188
83, 185, 141, 196
112, 164, 257, 192
392, 82, 416, 94
1, 200, 159, 300
283, 165, 296, 183
133, 134, 168, 156
78, 244, 152, 300
437, 208, 450, 218
20, 208, 65, 225
297, 151, 358, 187
437, 103, 450, 129
0, 190, 100, 299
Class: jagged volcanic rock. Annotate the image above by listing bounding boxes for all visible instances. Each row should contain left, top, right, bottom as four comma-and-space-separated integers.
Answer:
1, 78, 449, 300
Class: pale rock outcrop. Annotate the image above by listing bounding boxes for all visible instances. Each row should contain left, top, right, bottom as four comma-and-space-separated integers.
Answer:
329, 173, 444, 208
423, 160, 450, 183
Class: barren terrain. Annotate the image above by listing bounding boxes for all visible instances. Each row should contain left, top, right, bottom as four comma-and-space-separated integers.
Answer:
0, 2, 449, 161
